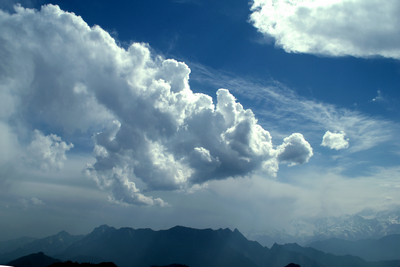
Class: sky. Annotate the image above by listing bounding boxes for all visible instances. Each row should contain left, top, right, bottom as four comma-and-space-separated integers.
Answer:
0, 0, 400, 241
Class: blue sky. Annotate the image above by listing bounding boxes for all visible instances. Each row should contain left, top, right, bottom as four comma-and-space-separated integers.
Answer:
0, 0, 399, 240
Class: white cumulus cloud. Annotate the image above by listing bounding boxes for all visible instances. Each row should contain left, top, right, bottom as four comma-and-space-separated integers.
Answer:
250, 0, 400, 59
277, 133, 313, 166
321, 130, 349, 150
0, 4, 313, 206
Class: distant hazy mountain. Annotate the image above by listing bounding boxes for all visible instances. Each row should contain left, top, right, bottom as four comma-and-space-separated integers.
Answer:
280, 243, 400, 267
0, 231, 84, 263
0, 237, 38, 254
7, 252, 61, 267
307, 234, 400, 261
246, 206, 400, 247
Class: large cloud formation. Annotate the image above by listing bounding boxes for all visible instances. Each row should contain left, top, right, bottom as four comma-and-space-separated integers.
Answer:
249, 0, 400, 59
0, 5, 313, 206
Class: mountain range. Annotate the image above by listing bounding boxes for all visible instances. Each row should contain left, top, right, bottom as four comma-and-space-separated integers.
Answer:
1, 225, 399, 267
246, 206, 400, 247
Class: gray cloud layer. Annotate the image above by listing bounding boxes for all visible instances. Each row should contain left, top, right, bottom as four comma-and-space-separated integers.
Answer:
250, 0, 400, 59
0, 5, 313, 206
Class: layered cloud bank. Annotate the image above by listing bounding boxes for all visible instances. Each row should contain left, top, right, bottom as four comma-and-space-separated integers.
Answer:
250, 0, 400, 58
0, 5, 313, 206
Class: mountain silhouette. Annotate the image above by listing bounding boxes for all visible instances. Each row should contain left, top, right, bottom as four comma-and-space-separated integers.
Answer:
55, 225, 259, 267
3, 225, 400, 267
53, 225, 344, 267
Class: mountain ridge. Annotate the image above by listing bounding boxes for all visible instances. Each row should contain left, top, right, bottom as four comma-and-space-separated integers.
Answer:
2, 225, 399, 267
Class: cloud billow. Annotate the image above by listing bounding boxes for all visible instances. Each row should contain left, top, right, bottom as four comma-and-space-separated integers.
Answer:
26, 130, 74, 171
0, 4, 313, 206
277, 133, 313, 166
250, 0, 400, 59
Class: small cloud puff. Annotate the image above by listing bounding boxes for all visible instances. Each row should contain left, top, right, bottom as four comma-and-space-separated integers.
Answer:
277, 133, 313, 166
31, 197, 44, 205
372, 90, 384, 102
321, 131, 349, 150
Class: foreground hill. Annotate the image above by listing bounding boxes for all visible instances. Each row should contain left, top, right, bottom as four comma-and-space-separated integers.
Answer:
7, 252, 117, 267
7, 252, 61, 267
48, 260, 118, 267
